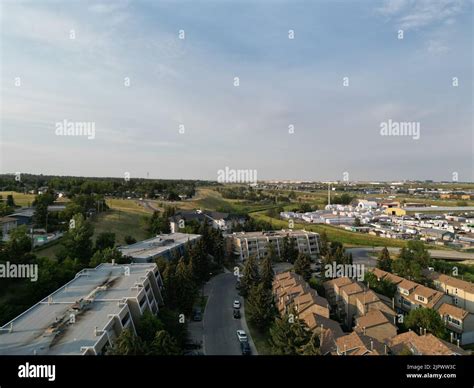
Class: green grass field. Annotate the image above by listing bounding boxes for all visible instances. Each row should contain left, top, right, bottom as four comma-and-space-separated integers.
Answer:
105, 198, 152, 214
92, 210, 149, 245
0, 191, 36, 207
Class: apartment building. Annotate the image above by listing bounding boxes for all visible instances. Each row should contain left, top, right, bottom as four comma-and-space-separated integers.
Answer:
0, 263, 163, 355
229, 229, 320, 261
118, 232, 201, 263
438, 303, 474, 345
427, 271, 474, 313
388, 331, 468, 355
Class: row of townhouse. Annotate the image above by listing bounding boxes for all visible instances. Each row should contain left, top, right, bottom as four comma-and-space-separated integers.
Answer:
322, 275, 469, 355
272, 271, 344, 354
371, 268, 474, 345
324, 277, 397, 342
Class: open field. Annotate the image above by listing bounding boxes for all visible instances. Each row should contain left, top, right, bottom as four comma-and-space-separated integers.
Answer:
106, 198, 152, 214
92, 210, 149, 245
0, 191, 35, 207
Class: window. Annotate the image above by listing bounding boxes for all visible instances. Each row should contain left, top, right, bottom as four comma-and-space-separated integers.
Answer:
416, 295, 425, 303
139, 296, 146, 308
121, 312, 130, 326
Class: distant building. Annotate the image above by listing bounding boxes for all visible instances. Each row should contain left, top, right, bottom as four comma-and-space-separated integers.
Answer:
0, 263, 163, 355
9, 208, 35, 226
169, 210, 245, 233
0, 216, 18, 237
118, 233, 201, 263
228, 229, 320, 261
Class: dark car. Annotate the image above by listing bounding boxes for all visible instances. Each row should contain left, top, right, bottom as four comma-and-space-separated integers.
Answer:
233, 309, 241, 319
193, 307, 202, 321
240, 341, 251, 355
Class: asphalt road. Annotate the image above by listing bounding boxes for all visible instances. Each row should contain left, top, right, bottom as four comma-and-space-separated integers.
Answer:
348, 246, 474, 270
202, 272, 257, 355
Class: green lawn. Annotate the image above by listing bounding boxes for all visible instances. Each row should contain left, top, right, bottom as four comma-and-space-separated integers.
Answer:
246, 320, 273, 355
106, 198, 152, 214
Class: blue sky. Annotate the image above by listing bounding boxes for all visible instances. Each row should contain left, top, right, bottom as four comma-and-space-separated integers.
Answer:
0, 0, 472, 181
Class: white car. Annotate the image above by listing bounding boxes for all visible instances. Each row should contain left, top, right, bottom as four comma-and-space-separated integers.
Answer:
233, 300, 241, 309
236, 330, 248, 342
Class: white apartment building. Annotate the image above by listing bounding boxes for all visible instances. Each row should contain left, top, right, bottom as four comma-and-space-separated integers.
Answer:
228, 229, 321, 261
0, 263, 163, 355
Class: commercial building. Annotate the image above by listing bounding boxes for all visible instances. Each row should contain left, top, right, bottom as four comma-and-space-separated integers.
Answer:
118, 232, 201, 263
228, 229, 320, 261
0, 263, 163, 355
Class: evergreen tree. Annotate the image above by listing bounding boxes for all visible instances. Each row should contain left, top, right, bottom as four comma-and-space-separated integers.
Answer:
260, 254, 274, 290
269, 312, 311, 355
377, 247, 392, 272
239, 255, 260, 297
293, 253, 312, 281
136, 311, 165, 343
175, 257, 198, 315
246, 283, 275, 332
298, 330, 321, 355
282, 235, 298, 263
319, 231, 329, 257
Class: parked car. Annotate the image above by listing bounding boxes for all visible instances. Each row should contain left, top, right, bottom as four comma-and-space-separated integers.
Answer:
240, 341, 251, 355
233, 300, 241, 309
193, 307, 202, 321
236, 330, 248, 342
233, 309, 241, 319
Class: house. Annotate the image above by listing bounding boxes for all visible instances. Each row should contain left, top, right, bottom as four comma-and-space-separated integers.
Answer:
354, 309, 398, 343
339, 282, 365, 327
0, 216, 18, 237
422, 228, 455, 242
384, 207, 406, 216
8, 208, 35, 226
301, 312, 345, 355
388, 331, 468, 355
438, 303, 474, 345
335, 331, 388, 355
427, 272, 474, 313
356, 200, 378, 210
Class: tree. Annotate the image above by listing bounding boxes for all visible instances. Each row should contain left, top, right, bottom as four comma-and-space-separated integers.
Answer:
364, 272, 397, 299
353, 217, 362, 227
260, 254, 274, 290
319, 231, 329, 257
174, 257, 198, 315
95, 232, 115, 251
239, 255, 260, 297
107, 329, 147, 355
89, 247, 124, 267
136, 311, 165, 343
293, 253, 312, 281
377, 247, 392, 272
124, 235, 137, 245
6, 194, 15, 207
298, 330, 321, 355
61, 213, 94, 265
405, 308, 448, 340
281, 235, 298, 264
246, 283, 275, 332
269, 312, 311, 355
149, 330, 181, 355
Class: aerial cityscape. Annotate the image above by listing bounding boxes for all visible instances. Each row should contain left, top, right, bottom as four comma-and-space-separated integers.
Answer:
0, 0, 473, 386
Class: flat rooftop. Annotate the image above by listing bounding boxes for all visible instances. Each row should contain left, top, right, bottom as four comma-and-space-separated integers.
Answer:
0, 263, 157, 355
231, 230, 319, 239
118, 233, 201, 260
